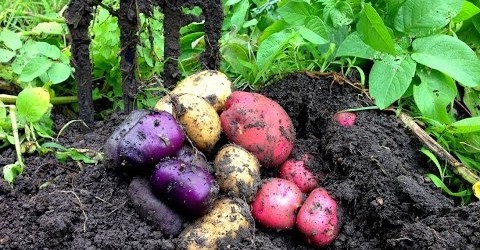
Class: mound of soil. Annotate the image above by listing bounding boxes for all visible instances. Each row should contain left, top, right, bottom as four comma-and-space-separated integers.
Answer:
1, 73, 479, 249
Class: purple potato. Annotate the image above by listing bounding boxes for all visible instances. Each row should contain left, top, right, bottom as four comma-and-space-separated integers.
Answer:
175, 145, 210, 171
105, 110, 149, 167
128, 177, 186, 236
105, 110, 186, 172
151, 159, 218, 217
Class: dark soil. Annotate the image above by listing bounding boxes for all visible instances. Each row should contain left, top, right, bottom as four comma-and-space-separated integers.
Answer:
1, 73, 479, 249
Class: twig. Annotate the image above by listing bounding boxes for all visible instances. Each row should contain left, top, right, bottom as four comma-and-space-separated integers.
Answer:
106, 200, 127, 216
398, 112, 480, 185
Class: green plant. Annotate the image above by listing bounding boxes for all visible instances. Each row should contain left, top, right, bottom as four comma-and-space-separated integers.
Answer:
0, 29, 72, 88
1, 87, 52, 184
1, 6, 78, 181
1, 103, 24, 185
1, 0, 67, 30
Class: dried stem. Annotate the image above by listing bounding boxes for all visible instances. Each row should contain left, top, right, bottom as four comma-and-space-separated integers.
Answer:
398, 112, 480, 185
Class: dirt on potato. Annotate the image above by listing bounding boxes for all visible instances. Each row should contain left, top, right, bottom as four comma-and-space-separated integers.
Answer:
1, 73, 480, 250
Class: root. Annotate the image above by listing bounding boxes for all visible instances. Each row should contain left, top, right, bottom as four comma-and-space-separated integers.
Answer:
106, 200, 127, 216
53, 190, 89, 233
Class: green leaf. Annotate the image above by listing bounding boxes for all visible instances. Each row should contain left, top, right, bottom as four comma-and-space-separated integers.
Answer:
425, 173, 472, 197
393, 0, 464, 36
448, 117, 480, 134
47, 62, 71, 84
411, 34, 480, 88
18, 56, 53, 82
336, 32, 380, 59
356, 4, 396, 55
0, 48, 15, 63
459, 134, 480, 154
34, 42, 62, 60
369, 55, 417, 109
413, 68, 457, 124
221, 42, 251, 80
230, 0, 250, 30
277, 1, 313, 26
452, 1, 480, 23
41, 141, 68, 151
0, 29, 22, 50
256, 30, 294, 70
457, 153, 480, 171
385, 0, 408, 13
242, 19, 258, 28
225, 0, 241, 6
258, 20, 288, 44
31, 22, 64, 35
463, 88, 480, 116
298, 16, 328, 44
420, 148, 444, 178
16, 87, 50, 122
3, 162, 24, 185
328, 1, 354, 28
298, 26, 328, 45
56, 150, 97, 164
33, 122, 54, 139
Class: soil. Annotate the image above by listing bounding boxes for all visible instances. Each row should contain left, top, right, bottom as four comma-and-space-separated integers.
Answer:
1, 73, 479, 250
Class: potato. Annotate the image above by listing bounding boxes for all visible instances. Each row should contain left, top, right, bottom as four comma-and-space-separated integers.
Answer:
296, 188, 339, 247
175, 144, 210, 171
251, 178, 303, 230
177, 198, 252, 250
333, 111, 356, 127
213, 144, 261, 202
173, 93, 221, 152
220, 91, 295, 167
104, 110, 185, 172
151, 159, 218, 217
278, 153, 318, 193
154, 95, 175, 115
127, 177, 186, 236
170, 70, 232, 112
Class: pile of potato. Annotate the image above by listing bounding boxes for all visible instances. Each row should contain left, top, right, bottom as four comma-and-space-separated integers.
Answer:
105, 70, 339, 249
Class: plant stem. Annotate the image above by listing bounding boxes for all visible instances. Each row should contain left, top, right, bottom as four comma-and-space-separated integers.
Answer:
398, 112, 480, 185
0, 94, 16, 104
50, 96, 79, 105
9, 106, 24, 167
0, 94, 78, 105
22, 13, 65, 23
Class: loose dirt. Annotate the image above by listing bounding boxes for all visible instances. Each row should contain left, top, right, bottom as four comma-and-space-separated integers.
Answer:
1, 73, 479, 249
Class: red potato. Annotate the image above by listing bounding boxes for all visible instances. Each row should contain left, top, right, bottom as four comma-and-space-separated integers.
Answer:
278, 154, 318, 193
333, 112, 356, 127
296, 188, 339, 247
251, 178, 303, 230
220, 91, 295, 167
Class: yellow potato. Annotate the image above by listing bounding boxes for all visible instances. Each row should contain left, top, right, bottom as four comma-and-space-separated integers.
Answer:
171, 70, 232, 112
177, 198, 252, 250
214, 144, 261, 202
173, 94, 221, 152
154, 95, 175, 115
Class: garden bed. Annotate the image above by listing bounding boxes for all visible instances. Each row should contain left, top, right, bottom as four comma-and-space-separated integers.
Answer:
1, 73, 479, 249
